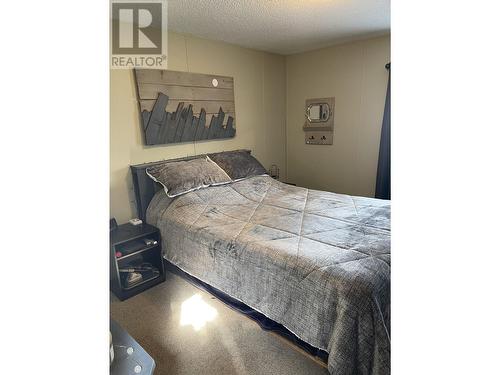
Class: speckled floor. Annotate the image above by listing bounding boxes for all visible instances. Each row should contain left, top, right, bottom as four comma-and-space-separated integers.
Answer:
110, 269, 329, 375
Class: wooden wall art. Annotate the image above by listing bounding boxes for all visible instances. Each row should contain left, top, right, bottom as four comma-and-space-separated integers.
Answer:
134, 69, 236, 145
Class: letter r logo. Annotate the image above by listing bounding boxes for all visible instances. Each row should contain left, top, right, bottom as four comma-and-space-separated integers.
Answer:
112, 2, 162, 55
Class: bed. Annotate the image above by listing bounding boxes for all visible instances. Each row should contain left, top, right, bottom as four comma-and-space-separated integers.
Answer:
131, 151, 390, 375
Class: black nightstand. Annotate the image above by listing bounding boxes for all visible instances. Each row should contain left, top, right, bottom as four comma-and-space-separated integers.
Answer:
110, 223, 165, 300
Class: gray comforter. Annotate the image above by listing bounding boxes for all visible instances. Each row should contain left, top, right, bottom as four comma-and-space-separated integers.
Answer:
147, 176, 390, 374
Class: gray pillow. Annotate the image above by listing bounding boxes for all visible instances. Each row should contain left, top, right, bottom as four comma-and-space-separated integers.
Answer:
208, 150, 267, 181
146, 156, 232, 197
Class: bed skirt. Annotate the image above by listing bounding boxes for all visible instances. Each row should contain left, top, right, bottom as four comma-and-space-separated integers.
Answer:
164, 259, 329, 363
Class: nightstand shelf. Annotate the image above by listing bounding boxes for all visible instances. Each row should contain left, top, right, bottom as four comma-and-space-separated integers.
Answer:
116, 243, 160, 261
110, 223, 165, 300
121, 273, 160, 291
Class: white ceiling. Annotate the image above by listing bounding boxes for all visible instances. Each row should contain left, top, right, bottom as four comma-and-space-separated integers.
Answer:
167, 0, 390, 55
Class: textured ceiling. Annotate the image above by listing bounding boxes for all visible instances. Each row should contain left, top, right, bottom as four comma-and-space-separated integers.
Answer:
168, 0, 390, 55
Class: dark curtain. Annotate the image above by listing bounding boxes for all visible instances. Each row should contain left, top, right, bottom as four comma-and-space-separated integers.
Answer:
375, 64, 391, 199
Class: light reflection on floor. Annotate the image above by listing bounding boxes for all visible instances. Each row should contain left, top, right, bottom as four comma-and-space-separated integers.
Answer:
180, 294, 218, 331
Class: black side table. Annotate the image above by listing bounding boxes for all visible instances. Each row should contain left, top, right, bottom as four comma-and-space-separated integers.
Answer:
110, 319, 155, 374
110, 223, 165, 300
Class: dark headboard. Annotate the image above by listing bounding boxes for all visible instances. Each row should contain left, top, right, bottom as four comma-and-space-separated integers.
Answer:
130, 149, 251, 221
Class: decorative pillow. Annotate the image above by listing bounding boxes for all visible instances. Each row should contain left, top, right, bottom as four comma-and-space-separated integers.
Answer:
146, 156, 232, 197
208, 150, 267, 181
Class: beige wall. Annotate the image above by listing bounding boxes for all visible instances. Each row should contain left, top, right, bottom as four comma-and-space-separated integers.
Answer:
110, 32, 286, 223
111, 33, 389, 222
285, 35, 390, 197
